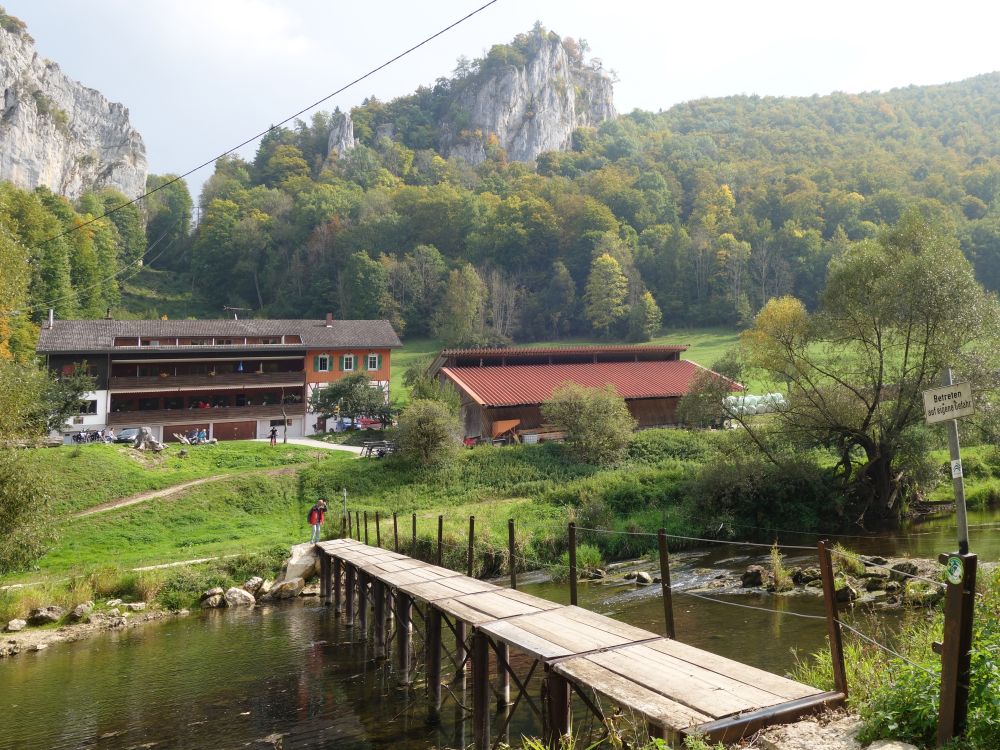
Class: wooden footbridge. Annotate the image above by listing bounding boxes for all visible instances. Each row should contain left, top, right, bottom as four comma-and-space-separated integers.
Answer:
314, 536, 846, 748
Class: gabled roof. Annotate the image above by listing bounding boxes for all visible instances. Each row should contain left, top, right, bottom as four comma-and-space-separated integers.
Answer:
440, 360, 742, 407
429, 344, 690, 374
36, 319, 402, 354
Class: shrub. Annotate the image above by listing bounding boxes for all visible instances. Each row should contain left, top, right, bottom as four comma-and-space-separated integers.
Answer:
549, 542, 603, 582
832, 543, 866, 576
542, 383, 636, 465
627, 429, 717, 463
770, 543, 792, 591
397, 398, 462, 466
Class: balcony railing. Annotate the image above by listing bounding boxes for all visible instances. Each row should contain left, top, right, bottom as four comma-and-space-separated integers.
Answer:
108, 371, 306, 390
108, 403, 301, 427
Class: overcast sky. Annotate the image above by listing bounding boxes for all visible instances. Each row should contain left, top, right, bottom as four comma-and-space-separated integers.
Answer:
10, 1, 1000, 201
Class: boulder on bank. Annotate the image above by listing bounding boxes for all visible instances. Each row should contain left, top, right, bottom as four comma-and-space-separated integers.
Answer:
5, 619, 26, 632
69, 602, 94, 622
889, 561, 919, 583
792, 567, 821, 585
834, 577, 859, 603
904, 579, 944, 606
27, 606, 65, 625
274, 544, 318, 586
270, 578, 305, 600
202, 594, 225, 609
123, 602, 146, 612
200, 587, 224, 602
635, 571, 653, 585
741, 565, 767, 588
225, 587, 256, 607
243, 576, 265, 595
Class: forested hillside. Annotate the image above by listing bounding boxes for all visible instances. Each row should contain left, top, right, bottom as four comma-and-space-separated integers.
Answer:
7, 26, 1000, 354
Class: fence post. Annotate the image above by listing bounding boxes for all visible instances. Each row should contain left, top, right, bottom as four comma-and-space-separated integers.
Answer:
437, 515, 443, 566
412, 512, 417, 556
657, 529, 676, 639
340, 514, 346, 539
817, 540, 848, 697
467, 515, 476, 577
936, 552, 978, 746
355, 511, 360, 541
568, 522, 578, 606
347, 510, 352, 538
363, 511, 369, 545
375, 511, 381, 547
393, 512, 399, 552
508, 518, 517, 590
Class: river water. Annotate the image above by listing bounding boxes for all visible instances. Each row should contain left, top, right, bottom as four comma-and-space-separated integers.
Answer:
1, 508, 996, 750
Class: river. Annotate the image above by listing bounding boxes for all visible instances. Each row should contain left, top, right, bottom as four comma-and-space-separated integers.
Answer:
1, 508, 996, 749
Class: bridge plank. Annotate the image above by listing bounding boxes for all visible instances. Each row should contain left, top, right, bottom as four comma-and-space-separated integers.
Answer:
401, 577, 498, 603
479, 618, 573, 660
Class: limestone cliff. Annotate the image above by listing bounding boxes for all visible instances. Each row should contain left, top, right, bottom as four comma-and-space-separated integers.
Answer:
327, 110, 356, 159
441, 32, 616, 164
0, 18, 147, 199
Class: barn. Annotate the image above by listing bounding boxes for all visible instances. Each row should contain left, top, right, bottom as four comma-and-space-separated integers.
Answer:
429, 345, 742, 441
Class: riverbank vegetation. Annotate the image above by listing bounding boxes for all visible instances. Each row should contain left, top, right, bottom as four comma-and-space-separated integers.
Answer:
792, 566, 1000, 750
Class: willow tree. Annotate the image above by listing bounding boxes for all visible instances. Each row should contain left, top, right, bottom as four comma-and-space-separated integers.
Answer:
740, 212, 999, 522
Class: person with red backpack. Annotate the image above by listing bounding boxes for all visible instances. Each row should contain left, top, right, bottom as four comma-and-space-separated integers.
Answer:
308, 498, 328, 543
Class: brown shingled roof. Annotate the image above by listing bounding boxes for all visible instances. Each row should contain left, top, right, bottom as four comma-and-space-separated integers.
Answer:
36, 319, 402, 354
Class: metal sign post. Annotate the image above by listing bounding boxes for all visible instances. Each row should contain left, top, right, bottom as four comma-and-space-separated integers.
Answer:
923, 370, 977, 746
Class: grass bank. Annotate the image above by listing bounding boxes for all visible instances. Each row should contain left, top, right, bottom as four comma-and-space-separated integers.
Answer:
26, 442, 327, 516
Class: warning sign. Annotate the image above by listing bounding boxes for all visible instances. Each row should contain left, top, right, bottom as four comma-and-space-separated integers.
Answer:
923, 382, 975, 425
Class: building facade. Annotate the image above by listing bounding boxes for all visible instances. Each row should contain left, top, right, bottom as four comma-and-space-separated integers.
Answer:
430, 345, 742, 440
37, 315, 401, 441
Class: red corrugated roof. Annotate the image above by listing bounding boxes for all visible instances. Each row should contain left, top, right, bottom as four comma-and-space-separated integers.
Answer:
441, 360, 741, 406
440, 344, 688, 357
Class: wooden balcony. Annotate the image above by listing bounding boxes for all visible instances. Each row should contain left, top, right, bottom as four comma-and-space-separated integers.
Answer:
107, 403, 301, 427
108, 371, 305, 391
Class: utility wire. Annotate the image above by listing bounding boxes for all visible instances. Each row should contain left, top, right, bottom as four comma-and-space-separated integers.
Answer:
33, 0, 501, 249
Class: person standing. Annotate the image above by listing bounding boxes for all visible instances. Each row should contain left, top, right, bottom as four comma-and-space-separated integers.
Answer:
308, 498, 328, 543
269, 425, 278, 446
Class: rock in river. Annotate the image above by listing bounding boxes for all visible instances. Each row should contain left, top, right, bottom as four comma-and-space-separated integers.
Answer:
741, 565, 766, 588
202, 594, 225, 609
904, 579, 944, 606
243, 576, 265, 595
635, 571, 653, 585
200, 587, 224, 602
27, 606, 65, 625
225, 587, 256, 607
270, 578, 305, 600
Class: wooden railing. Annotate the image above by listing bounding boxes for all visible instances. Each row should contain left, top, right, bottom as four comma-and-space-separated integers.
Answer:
107, 403, 299, 426
108, 371, 305, 390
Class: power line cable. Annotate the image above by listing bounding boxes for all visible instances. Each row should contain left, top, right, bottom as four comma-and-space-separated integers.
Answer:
33, 0, 501, 249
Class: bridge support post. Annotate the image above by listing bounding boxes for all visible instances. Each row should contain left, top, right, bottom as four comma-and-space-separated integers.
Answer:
373, 579, 386, 658
544, 668, 571, 749
358, 570, 369, 636
817, 540, 848, 697
472, 630, 491, 750
319, 552, 330, 605
397, 592, 413, 685
454, 621, 467, 681
333, 557, 342, 615
496, 642, 510, 710
345, 564, 355, 626
426, 607, 443, 722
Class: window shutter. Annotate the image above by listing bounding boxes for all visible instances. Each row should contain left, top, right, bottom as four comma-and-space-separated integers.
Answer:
339, 354, 345, 371
313, 355, 320, 371
376, 354, 382, 370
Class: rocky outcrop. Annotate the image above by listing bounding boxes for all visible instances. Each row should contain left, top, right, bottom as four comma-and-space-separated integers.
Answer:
0, 18, 147, 199
441, 32, 616, 165
327, 110, 356, 159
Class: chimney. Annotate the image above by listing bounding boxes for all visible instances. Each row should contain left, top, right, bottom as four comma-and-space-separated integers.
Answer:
325, 313, 333, 328
48, 308, 54, 329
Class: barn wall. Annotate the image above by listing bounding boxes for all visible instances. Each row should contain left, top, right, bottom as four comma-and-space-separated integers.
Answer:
627, 397, 680, 427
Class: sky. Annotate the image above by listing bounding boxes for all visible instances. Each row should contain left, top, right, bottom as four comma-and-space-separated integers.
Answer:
10, 0, 1000, 201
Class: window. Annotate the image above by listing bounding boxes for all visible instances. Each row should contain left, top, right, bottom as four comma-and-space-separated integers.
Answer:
269, 419, 293, 427
260, 337, 280, 345
315, 354, 330, 372
79, 400, 98, 415
190, 338, 210, 346
216, 338, 233, 346
145, 339, 160, 347
367, 353, 380, 371
342, 354, 355, 372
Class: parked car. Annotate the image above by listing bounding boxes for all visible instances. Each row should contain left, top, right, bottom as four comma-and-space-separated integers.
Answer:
115, 427, 141, 444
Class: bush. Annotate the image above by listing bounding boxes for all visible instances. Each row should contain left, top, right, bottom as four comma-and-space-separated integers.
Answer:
397, 398, 462, 466
628, 429, 717, 463
542, 383, 636, 465
549, 542, 603, 582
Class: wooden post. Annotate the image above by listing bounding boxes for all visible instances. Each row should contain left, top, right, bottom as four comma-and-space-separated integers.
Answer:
333, 557, 342, 615
340, 514, 346, 539
355, 511, 360, 541
437, 515, 443, 566
508, 518, 517, 590
393, 513, 399, 552
426, 607, 443, 721
658, 529, 676, 639
455, 621, 467, 681
358, 570, 369, 636
412, 512, 417, 556
347, 510, 353, 539
345, 564, 356, 626
319, 553, 330, 605
467, 515, 476, 577
817, 540, 848, 697
545, 668, 571, 749
472, 631, 491, 750
497, 642, 510, 710
397, 593, 413, 685
375, 511, 381, 547
373, 578, 386, 659
568, 522, 578, 606
937, 552, 978, 746
363, 511, 369, 545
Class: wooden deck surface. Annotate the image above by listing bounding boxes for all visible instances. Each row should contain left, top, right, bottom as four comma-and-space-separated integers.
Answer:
316, 538, 840, 741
